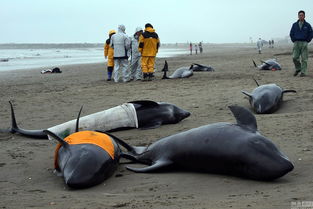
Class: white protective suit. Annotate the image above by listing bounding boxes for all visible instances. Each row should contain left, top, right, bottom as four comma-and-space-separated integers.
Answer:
110, 25, 131, 82
129, 27, 143, 80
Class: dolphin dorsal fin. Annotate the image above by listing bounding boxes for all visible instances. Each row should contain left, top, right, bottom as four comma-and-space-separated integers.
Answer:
228, 105, 257, 131
253, 78, 260, 86
44, 130, 69, 147
75, 105, 83, 132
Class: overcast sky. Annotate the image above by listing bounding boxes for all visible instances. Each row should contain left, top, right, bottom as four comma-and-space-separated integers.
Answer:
1, 0, 313, 44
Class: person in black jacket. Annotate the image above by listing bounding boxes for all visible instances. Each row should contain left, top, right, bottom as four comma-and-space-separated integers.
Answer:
290, 10, 313, 77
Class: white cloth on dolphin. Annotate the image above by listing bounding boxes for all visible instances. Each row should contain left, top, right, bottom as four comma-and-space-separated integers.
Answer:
169, 67, 193, 78
47, 103, 138, 140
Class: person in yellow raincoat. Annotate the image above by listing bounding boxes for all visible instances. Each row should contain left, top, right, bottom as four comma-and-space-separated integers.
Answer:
104, 30, 116, 81
138, 23, 160, 81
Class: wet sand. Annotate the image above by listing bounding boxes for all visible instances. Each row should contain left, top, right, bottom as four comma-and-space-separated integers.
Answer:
0, 43, 312, 209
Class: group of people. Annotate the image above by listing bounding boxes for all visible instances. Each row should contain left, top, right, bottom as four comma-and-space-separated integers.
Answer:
189, 42, 203, 55
104, 23, 160, 82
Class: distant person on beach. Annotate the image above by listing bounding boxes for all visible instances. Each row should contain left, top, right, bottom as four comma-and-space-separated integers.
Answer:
195, 44, 198, 54
110, 24, 131, 82
268, 40, 272, 48
290, 10, 313, 77
129, 27, 143, 81
199, 42, 203, 54
138, 23, 160, 81
104, 30, 116, 81
271, 40, 274, 48
257, 38, 263, 54
189, 43, 192, 55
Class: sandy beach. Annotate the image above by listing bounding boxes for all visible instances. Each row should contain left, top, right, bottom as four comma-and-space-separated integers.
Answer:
1, 43, 313, 209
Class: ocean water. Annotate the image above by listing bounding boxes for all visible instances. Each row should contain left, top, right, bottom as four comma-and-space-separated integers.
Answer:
0, 44, 188, 71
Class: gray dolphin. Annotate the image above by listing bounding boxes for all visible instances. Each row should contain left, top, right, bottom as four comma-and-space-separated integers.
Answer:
242, 79, 296, 114
162, 60, 193, 79
253, 59, 282, 71
109, 105, 294, 181
191, 63, 215, 72
1, 100, 190, 139
44, 107, 129, 189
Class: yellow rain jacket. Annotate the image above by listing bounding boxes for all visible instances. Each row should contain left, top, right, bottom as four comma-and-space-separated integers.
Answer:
104, 31, 115, 67
138, 27, 160, 57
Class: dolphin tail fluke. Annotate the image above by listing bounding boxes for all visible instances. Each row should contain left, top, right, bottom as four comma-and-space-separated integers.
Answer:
9, 101, 18, 133
252, 60, 257, 68
126, 160, 172, 173
7, 101, 47, 139
161, 60, 168, 72
283, 90, 297, 94
162, 60, 169, 79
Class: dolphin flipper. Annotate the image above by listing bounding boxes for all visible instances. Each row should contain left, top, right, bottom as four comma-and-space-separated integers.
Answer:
228, 105, 257, 131
192, 63, 205, 67
126, 160, 172, 173
139, 121, 162, 129
241, 91, 252, 98
252, 60, 257, 68
283, 90, 297, 94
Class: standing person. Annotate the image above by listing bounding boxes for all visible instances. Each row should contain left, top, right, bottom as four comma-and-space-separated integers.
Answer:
104, 30, 116, 81
129, 27, 143, 81
199, 42, 203, 54
290, 10, 313, 77
138, 23, 160, 81
195, 44, 198, 54
257, 38, 263, 54
271, 40, 274, 48
189, 43, 193, 55
110, 24, 131, 82
268, 40, 272, 48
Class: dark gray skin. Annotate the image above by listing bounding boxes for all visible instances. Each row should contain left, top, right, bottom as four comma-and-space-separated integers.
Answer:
161, 60, 193, 79
131, 100, 191, 129
191, 63, 215, 72
46, 130, 121, 189
44, 108, 129, 189
115, 106, 294, 181
242, 80, 296, 114
1, 100, 190, 139
253, 59, 281, 70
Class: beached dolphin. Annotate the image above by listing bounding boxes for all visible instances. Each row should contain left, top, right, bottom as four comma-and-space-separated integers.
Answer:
242, 79, 296, 114
253, 59, 282, 71
1, 100, 190, 139
191, 63, 214, 72
161, 60, 193, 79
45, 108, 129, 189
109, 105, 294, 181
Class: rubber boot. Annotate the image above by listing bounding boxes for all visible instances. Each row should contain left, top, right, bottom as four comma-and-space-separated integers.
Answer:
148, 73, 154, 81
107, 67, 113, 81
142, 73, 148, 82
